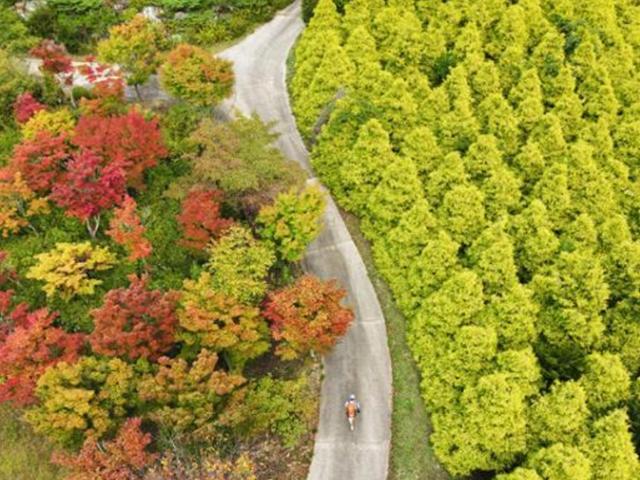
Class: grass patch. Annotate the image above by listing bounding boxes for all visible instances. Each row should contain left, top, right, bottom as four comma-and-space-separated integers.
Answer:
341, 212, 449, 480
0, 405, 64, 479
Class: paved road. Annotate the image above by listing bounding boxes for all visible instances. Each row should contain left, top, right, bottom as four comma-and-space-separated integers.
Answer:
219, 2, 392, 479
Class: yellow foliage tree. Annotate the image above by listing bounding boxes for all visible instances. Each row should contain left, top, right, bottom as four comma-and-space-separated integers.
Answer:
21, 108, 75, 140
26, 242, 116, 300
0, 170, 49, 237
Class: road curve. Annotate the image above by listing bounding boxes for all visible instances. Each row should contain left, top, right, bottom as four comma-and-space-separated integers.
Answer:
219, 2, 392, 479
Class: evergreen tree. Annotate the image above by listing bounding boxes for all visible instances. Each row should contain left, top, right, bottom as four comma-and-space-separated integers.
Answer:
371, 6, 424, 73
341, 0, 383, 34
363, 155, 424, 239
339, 119, 395, 212
509, 68, 545, 133
375, 77, 418, 145
468, 222, 519, 295
438, 183, 486, 245
477, 93, 521, 156
479, 284, 539, 349
528, 380, 589, 447
528, 443, 591, 480
584, 409, 640, 480
579, 352, 631, 412
297, 41, 355, 139
401, 126, 442, 184
510, 199, 559, 275
425, 151, 468, 208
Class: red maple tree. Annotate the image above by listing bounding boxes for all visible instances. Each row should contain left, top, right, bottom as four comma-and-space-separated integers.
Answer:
13, 93, 45, 124
89, 275, 179, 361
50, 149, 126, 237
177, 189, 234, 251
9, 132, 69, 193
0, 307, 85, 406
52, 417, 157, 480
262, 275, 354, 360
73, 109, 167, 189
30, 40, 73, 84
106, 195, 152, 261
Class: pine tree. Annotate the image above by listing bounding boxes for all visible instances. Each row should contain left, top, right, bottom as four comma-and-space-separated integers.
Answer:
375, 77, 418, 144
496, 347, 541, 398
579, 352, 630, 412
341, 0, 383, 35
344, 25, 379, 72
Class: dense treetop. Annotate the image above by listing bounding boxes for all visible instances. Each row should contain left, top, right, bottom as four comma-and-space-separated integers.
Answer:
294, 0, 640, 477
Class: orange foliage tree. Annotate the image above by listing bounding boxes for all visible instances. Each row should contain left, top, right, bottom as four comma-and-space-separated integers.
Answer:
263, 275, 354, 359
107, 195, 152, 261
73, 109, 167, 189
89, 275, 179, 361
177, 189, 234, 251
52, 417, 157, 480
0, 169, 49, 238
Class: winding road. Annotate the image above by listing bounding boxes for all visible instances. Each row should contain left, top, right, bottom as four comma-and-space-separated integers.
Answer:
219, 2, 392, 479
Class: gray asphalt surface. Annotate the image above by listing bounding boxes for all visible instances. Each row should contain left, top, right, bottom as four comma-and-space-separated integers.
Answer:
219, 2, 392, 479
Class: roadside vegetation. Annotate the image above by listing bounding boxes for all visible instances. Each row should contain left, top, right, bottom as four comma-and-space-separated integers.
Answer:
294, 0, 640, 479
1, 0, 293, 55
0, 4, 354, 479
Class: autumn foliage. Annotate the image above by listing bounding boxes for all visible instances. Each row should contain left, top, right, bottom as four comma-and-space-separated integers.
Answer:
50, 149, 125, 231
13, 93, 45, 124
73, 109, 167, 189
107, 195, 152, 261
30, 39, 73, 80
263, 275, 353, 359
52, 417, 157, 480
0, 308, 84, 406
177, 189, 234, 251
9, 132, 69, 193
0, 169, 49, 238
90, 275, 179, 361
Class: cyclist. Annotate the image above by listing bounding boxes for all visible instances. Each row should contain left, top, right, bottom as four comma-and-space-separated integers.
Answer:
344, 394, 361, 431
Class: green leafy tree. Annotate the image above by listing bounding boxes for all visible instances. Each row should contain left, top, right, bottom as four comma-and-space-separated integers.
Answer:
206, 226, 275, 304
97, 15, 165, 100
256, 186, 325, 263
160, 44, 234, 108
138, 350, 245, 432
432, 374, 527, 476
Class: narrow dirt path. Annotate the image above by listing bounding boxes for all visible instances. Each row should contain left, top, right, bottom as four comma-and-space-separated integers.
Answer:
219, 2, 392, 479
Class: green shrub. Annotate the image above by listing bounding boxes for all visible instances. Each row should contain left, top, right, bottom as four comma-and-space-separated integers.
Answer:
219, 374, 317, 448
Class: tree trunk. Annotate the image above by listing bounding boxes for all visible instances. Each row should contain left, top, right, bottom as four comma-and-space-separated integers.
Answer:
86, 215, 101, 239
134, 83, 143, 101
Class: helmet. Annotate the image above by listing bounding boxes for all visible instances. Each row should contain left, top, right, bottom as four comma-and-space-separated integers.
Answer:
349, 394, 355, 401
